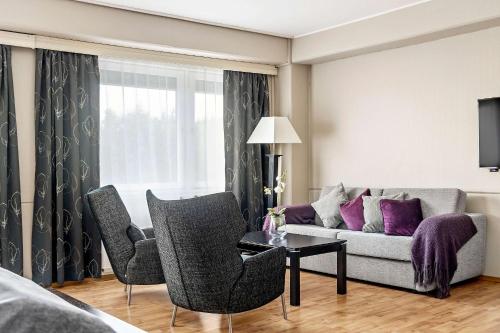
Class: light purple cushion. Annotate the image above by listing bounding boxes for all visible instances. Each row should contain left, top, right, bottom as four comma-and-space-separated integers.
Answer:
262, 204, 315, 231
340, 189, 370, 231
380, 198, 423, 236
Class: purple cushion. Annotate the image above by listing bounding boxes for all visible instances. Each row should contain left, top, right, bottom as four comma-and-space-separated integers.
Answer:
262, 204, 315, 231
380, 198, 423, 236
340, 189, 370, 231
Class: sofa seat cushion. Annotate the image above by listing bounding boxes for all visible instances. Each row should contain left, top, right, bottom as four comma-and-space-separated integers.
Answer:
281, 224, 341, 239
337, 231, 412, 261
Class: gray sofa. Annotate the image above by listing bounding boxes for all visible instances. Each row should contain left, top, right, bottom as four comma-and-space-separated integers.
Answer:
284, 187, 487, 291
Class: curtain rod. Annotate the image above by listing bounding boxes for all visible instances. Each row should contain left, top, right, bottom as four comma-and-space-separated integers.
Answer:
0, 30, 278, 76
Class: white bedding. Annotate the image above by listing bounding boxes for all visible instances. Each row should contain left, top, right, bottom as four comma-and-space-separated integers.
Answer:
0, 267, 115, 333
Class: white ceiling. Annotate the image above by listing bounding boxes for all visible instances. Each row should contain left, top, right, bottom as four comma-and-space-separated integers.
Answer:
77, 0, 431, 38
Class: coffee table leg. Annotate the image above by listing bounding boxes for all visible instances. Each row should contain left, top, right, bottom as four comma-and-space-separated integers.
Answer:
337, 243, 347, 294
289, 250, 300, 306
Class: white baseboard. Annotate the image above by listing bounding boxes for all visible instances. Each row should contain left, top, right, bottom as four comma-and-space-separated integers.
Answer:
101, 266, 114, 275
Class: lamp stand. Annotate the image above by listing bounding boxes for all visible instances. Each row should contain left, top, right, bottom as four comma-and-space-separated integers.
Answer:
266, 154, 282, 208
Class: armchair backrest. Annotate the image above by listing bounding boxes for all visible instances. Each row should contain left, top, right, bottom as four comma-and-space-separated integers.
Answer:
87, 185, 134, 283
146, 191, 246, 313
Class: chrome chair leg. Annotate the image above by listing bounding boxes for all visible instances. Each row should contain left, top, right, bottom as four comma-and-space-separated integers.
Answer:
227, 314, 233, 333
127, 284, 132, 306
281, 294, 287, 320
124, 284, 128, 292
171, 305, 178, 327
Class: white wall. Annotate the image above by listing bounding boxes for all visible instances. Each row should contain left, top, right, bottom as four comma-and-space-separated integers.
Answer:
277, 64, 311, 205
310, 26, 500, 277
11, 47, 36, 278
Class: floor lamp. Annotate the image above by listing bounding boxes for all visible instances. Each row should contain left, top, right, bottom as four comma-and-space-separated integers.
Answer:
247, 116, 302, 208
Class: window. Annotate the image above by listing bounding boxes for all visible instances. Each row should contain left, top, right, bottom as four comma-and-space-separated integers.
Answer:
100, 59, 224, 227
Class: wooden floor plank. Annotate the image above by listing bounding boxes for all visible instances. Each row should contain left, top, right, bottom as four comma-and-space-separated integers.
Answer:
59, 270, 500, 332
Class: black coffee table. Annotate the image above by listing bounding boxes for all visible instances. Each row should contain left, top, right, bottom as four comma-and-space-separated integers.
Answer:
238, 231, 347, 306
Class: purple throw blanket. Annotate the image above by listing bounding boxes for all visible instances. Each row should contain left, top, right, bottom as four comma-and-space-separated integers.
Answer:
262, 204, 315, 231
411, 213, 477, 298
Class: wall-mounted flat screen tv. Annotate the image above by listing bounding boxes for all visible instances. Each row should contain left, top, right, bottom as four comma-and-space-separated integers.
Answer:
479, 97, 500, 170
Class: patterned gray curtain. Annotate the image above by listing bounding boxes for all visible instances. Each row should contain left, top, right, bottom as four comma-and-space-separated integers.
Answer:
223, 71, 270, 231
32, 49, 101, 286
0, 45, 23, 275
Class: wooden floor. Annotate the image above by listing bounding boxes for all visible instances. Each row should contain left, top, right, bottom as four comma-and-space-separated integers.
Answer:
59, 271, 500, 333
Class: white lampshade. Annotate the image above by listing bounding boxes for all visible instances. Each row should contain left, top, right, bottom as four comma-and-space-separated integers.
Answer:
247, 117, 302, 144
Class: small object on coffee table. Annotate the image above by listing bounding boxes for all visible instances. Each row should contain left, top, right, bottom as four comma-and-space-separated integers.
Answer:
239, 231, 347, 306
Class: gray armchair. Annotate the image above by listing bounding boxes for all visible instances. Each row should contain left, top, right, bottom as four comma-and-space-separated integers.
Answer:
87, 185, 165, 305
146, 191, 287, 332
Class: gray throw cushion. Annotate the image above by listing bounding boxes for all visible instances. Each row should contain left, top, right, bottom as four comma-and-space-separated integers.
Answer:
311, 183, 348, 228
127, 223, 146, 243
362, 192, 405, 233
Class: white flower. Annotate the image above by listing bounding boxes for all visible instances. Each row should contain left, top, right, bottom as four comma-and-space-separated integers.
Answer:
274, 183, 285, 194
264, 187, 272, 196
276, 170, 287, 183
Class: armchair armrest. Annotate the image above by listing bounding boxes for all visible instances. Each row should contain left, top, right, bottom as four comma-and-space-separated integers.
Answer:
126, 238, 165, 284
142, 227, 155, 239
134, 238, 159, 257
240, 247, 287, 279
228, 247, 286, 313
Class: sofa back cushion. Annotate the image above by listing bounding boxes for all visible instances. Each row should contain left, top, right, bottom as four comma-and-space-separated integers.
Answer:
345, 187, 383, 200
381, 188, 466, 219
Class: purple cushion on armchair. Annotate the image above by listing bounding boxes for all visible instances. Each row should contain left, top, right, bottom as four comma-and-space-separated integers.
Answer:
262, 204, 315, 231
380, 198, 423, 236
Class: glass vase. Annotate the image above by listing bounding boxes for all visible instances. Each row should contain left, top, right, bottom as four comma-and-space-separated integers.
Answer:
269, 214, 287, 240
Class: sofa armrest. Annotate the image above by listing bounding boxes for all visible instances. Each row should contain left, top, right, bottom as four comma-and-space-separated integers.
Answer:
466, 211, 487, 233
464, 213, 487, 274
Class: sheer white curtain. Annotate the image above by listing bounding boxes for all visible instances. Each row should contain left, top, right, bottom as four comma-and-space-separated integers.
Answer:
99, 58, 225, 227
